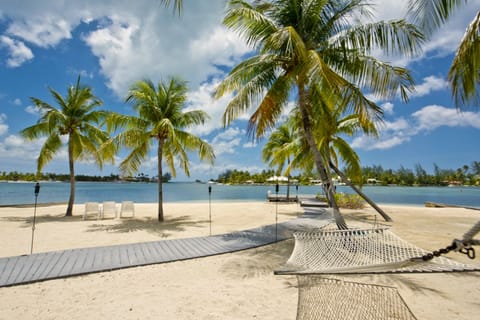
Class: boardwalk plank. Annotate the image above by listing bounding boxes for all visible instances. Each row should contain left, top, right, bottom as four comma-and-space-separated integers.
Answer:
1, 257, 20, 285
0, 213, 331, 287
35, 252, 61, 279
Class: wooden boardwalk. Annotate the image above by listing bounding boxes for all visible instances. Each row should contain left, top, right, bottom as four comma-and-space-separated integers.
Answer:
0, 209, 331, 287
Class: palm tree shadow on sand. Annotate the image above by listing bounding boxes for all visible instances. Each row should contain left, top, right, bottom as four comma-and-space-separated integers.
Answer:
86, 216, 210, 238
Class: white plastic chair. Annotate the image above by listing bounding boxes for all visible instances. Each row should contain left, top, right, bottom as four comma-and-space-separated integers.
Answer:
83, 202, 100, 220
120, 201, 135, 218
101, 201, 117, 219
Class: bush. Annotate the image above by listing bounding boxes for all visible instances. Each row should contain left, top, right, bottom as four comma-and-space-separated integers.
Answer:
335, 193, 365, 209
316, 192, 365, 209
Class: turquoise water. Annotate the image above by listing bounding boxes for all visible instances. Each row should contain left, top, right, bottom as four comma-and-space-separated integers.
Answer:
0, 181, 479, 207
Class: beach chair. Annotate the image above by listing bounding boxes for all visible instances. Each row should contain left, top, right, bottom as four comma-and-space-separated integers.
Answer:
83, 202, 100, 220
120, 201, 135, 218
101, 201, 117, 219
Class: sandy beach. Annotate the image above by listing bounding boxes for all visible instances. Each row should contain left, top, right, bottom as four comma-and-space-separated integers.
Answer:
1, 201, 479, 319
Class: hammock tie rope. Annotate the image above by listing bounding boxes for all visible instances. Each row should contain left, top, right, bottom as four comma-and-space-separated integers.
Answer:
412, 239, 477, 262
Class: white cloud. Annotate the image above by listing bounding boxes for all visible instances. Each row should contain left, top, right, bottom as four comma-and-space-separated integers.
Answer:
0, 35, 34, 67
352, 118, 411, 150
13, 98, 21, 106
0, 113, 8, 136
352, 105, 480, 151
210, 127, 244, 156
185, 79, 235, 136
381, 102, 394, 115
0, 135, 42, 159
81, 1, 250, 97
243, 141, 257, 148
25, 105, 40, 115
412, 76, 449, 98
6, 16, 72, 48
412, 105, 480, 131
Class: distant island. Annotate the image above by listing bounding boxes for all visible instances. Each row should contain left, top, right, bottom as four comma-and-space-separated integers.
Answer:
3, 161, 478, 187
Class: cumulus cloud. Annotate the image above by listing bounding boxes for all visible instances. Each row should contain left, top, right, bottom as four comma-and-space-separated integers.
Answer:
412, 76, 449, 98
210, 127, 244, 156
0, 114, 8, 136
412, 105, 480, 131
0, 134, 42, 159
0, 35, 34, 67
185, 79, 235, 136
6, 16, 72, 48
381, 102, 394, 115
25, 105, 41, 115
81, 1, 250, 97
352, 105, 480, 151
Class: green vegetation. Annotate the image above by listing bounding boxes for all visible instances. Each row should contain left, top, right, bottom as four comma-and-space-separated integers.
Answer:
211, 161, 480, 186
17, 1, 479, 225
215, 0, 423, 228
105, 77, 215, 222
335, 193, 365, 209
20, 76, 113, 216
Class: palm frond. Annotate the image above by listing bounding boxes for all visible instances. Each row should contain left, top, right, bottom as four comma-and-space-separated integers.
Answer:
224, 0, 277, 48
448, 10, 480, 108
37, 134, 62, 172
407, 0, 467, 37
248, 73, 292, 138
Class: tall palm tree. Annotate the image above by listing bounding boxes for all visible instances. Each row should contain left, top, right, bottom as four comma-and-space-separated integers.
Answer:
262, 119, 300, 200
20, 77, 112, 216
107, 78, 215, 222
407, 0, 479, 108
215, 0, 423, 228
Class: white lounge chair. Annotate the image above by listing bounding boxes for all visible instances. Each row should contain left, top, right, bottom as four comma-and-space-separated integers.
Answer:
120, 201, 135, 218
83, 202, 100, 220
101, 201, 117, 219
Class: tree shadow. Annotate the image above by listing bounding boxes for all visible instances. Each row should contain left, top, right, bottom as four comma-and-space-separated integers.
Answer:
86, 216, 210, 238
219, 239, 295, 279
0, 214, 81, 227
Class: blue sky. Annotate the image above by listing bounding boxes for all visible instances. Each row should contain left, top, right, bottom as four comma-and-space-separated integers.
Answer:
0, 0, 479, 181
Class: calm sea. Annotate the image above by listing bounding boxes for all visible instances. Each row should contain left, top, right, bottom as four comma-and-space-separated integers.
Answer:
0, 181, 479, 207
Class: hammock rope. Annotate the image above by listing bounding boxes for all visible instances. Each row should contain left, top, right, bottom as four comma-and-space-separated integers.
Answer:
412, 219, 480, 262
275, 227, 480, 275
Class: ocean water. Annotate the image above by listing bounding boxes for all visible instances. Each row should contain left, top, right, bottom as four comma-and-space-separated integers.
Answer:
0, 181, 479, 207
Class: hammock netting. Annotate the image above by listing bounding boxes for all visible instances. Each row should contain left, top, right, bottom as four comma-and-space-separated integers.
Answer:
296, 276, 417, 320
276, 228, 480, 275
276, 227, 480, 320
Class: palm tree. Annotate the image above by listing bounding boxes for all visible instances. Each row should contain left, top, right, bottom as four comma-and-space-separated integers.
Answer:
107, 78, 215, 222
215, 0, 423, 228
262, 119, 300, 200
20, 76, 112, 216
407, 0, 479, 108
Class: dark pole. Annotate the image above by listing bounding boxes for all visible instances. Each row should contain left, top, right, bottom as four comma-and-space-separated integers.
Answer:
30, 182, 40, 255
208, 185, 212, 236
296, 183, 299, 216
275, 182, 279, 241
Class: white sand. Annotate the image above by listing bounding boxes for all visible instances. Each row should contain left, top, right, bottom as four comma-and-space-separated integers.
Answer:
0, 202, 479, 319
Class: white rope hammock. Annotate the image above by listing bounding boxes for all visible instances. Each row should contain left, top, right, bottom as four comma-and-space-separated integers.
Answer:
295, 276, 418, 320
275, 228, 480, 275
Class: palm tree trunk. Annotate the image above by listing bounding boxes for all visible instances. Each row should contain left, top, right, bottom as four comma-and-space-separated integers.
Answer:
66, 138, 75, 217
157, 139, 165, 222
329, 162, 393, 222
298, 85, 347, 229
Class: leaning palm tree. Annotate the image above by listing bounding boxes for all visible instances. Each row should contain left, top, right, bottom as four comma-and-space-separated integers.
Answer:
20, 77, 112, 217
107, 78, 215, 222
262, 119, 301, 200
407, 0, 479, 108
215, 0, 424, 228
